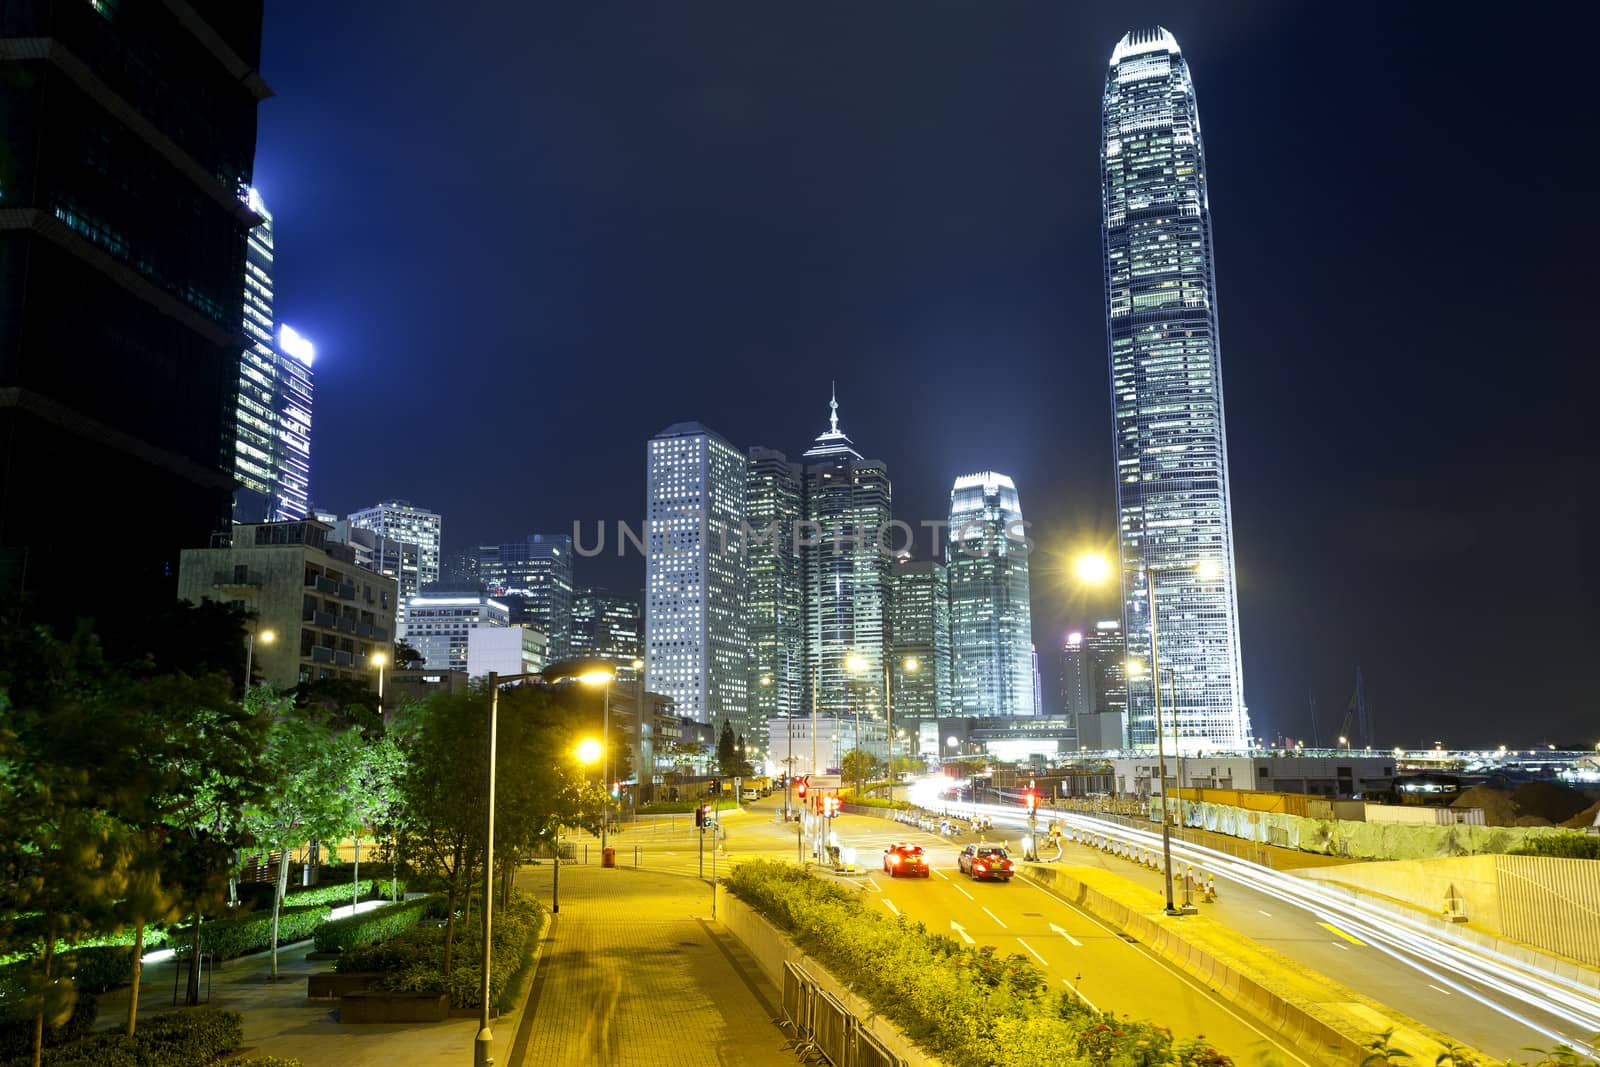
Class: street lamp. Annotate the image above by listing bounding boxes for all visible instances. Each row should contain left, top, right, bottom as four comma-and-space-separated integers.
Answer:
845, 653, 870, 798
575, 669, 617, 856
244, 627, 276, 693
371, 651, 387, 717
1075, 551, 1213, 917
557, 737, 602, 915
1339, 735, 1350, 751
884, 656, 918, 800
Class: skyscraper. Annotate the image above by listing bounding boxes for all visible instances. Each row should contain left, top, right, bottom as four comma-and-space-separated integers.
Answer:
1102, 27, 1250, 749
947, 472, 1034, 717
644, 423, 748, 731
0, 2, 269, 600
889, 557, 951, 732
746, 447, 804, 725
478, 534, 574, 659
802, 392, 892, 727
231, 187, 314, 525
347, 500, 442, 637
570, 587, 642, 683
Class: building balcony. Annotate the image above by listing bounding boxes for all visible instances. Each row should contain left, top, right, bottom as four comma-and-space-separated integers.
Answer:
310, 646, 334, 663
313, 610, 337, 629
334, 650, 353, 667
357, 621, 374, 637
374, 626, 390, 641
336, 616, 357, 633
314, 575, 338, 594
338, 582, 357, 599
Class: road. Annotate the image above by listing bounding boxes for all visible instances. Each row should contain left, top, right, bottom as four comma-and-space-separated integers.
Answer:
953, 801, 1600, 1059
605, 800, 1307, 1064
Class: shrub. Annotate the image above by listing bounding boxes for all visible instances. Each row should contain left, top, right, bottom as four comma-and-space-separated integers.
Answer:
177, 903, 331, 960
233, 1059, 307, 1067
312, 895, 437, 953
337, 895, 545, 1010
1510, 833, 1600, 860
726, 861, 1228, 1067
64, 946, 133, 993
0, 993, 96, 1061
0, 1007, 242, 1067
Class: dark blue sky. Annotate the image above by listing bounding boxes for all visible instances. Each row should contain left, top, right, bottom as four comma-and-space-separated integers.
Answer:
253, 2, 1596, 748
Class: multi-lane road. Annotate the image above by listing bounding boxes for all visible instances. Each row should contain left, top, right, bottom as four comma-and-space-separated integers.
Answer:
612, 796, 1600, 1061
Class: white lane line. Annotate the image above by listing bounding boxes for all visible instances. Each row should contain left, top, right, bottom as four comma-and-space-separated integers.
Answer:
1427, 984, 1453, 996
932, 868, 950, 881
1016, 937, 1049, 967
1258, 909, 1273, 918
1061, 978, 1099, 1012
864, 878, 883, 893
950, 921, 975, 945
882, 899, 899, 917
981, 906, 1008, 929
1330, 942, 1350, 950
1048, 923, 1083, 947
953, 884, 974, 901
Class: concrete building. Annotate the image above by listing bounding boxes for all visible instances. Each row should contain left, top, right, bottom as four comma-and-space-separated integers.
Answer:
347, 499, 442, 610
178, 519, 395, 690
327, 521, 419, 595
644, 422, 748, 730
477, 534, 574, 659
746, 447, 805, 724
405, 593, 510, 673
1102, 27, 1249, 749
766, 715, 888, 778
465, 625, 549, 680
889, 557, 951, 738
802, 390, 892, 730
1, 3, 270, 603
1077, 711, 1127, 751
1109, 753, 1397, 799
947, 472, 1034, 718
386, 668, 470, 707
570, 587, 642, 683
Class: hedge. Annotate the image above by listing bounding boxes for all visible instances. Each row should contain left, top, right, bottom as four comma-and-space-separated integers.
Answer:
176, 903, 330, 961
1509, 833, 1600, 860
0, 1007, 242, 1067
312, 895, 437, 954
338, 895, 544, 1010
0, 994, 96, 1062
726, 860, 1231, 1067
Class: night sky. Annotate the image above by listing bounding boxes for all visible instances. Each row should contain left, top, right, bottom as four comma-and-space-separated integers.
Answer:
252, 2, 1597, 749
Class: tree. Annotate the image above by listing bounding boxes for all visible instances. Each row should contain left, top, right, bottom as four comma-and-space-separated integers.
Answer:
393, 640, 425, 668
348, 734, 406, 906
841, 749, 881, 793
717, 719, 739, 777
239, 693, 366, 980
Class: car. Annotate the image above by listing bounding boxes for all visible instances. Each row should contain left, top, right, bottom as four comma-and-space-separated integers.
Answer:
957, 844, 1014, 882
882, 843, 929, 878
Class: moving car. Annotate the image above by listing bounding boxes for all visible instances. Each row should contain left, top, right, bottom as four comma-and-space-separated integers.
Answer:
882, 843, 929, 877
957, 844, 1013, 882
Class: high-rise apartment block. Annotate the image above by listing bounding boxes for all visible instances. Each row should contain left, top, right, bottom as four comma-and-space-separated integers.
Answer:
477, 534, 574, 659
405, 593, 509, 673
643, 423, 748, 733
746, 447, 805, 724
1, 2, 270, 600
947, 473, 1034, 717
347, 500, 441, 636
1103, 27, 1249, 749
570, 587, 642, 683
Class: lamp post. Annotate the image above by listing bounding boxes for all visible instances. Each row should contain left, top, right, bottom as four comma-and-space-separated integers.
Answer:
244, 627, 275, 693
1075, 552, 1217, 917
576, 670, 617, 855
845, 653, 869, 798
564, 737, 603, 914
371, 651, 387, 718
884, 656, 918, 801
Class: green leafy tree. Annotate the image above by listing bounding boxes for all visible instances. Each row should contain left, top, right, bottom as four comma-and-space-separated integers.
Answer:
239, 693, 366, 979
348, 733, 406, 907
717, 718, 739, 776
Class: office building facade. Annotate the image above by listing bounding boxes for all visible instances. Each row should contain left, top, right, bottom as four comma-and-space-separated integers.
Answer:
570, 587, 642, 683
888, 557, 951, 734
802, 393, 892, 728
0, 2, 270, 600
1102, 27, 1250, 749
465, 625, 548, 680
643, 423, 748, 732
946, 472, 1034, 717
477, 534, 574, 659
746, 447, 805, 724
347, 500, 441, 636
404, 593, 510, 673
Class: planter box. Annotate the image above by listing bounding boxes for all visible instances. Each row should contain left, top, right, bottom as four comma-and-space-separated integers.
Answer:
308, 971, 382, 999
338, 990, 448, 1023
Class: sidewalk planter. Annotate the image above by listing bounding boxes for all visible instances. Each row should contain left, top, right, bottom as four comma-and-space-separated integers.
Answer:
306, 971, 383, 999
338, 989, 449, 1024
311, 895, 439, 953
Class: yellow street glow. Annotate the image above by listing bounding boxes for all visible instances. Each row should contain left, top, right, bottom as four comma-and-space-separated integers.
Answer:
575, 738, 602, 764
371, 652, 387, 667
631, 658, 645, 670
1073, 553, 1113, 584
1194, 559, 1222, 579
1125, 659, 1144, 676
903, 657, 920, 672
845, 654, 869, 673
259, 629, 277, 644
577, 669, 615, 686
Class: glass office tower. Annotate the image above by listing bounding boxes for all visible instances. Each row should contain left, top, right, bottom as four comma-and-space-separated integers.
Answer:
946, 472, 1033, 718
1102, 27, 1249, 749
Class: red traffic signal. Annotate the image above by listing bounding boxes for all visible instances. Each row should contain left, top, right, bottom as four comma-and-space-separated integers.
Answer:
795, 777, 808, 799
1024, 791, 1037, 813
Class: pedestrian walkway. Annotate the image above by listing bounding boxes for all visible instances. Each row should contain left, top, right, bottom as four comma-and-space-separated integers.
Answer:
511, 864, 793, 1067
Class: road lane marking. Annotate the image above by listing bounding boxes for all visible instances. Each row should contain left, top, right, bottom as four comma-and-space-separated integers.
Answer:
932, 868, 950, 880
1258, 909, 1273, 918
981, 906, 1008, 929
1048, 922, 1083, 947
864, 878, 883, 893
953, 884, 974, 901
1016, 937, 1049, 966
1060, 978, 1099, 1013
1316, 921, 1366, 946
950, 921, 975, 945
882, 899, 899, 916
1427, 984, 1453, 996
1330, 942, 1350, 950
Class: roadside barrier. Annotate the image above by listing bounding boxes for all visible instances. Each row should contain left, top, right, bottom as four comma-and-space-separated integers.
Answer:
779, 961, 905, 1067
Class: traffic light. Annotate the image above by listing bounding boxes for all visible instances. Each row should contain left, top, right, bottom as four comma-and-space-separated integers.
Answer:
823, 795, 840, 818
1024, 790, 1038, 813
795, 777, 808, 800
710, 776, 720, 795
695, 803, 711, 829
611, 780, 620, 798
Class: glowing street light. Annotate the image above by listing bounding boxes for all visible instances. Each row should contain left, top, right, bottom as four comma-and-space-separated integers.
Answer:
575, 737, 603, 765
244, 627, 276, 693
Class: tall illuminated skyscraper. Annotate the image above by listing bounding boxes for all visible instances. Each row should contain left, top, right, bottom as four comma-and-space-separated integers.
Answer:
644, 423, 748, 731
1102, 27, 1249, 749
232, 188, 313, 524
946, 472, 1033, 718
802, 392, 892, 726
746, 446, 804, 727
348, 499, 442, 637
889, 557, 951, 729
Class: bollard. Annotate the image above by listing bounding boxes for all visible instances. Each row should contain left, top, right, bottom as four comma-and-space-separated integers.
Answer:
584, 845, 589, 865
634, 846, 639, 868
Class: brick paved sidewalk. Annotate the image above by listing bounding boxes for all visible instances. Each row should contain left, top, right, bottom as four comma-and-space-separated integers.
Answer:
511, 864, 793, 1067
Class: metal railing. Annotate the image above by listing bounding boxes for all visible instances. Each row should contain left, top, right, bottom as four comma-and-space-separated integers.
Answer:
779, 961, 905, 1067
